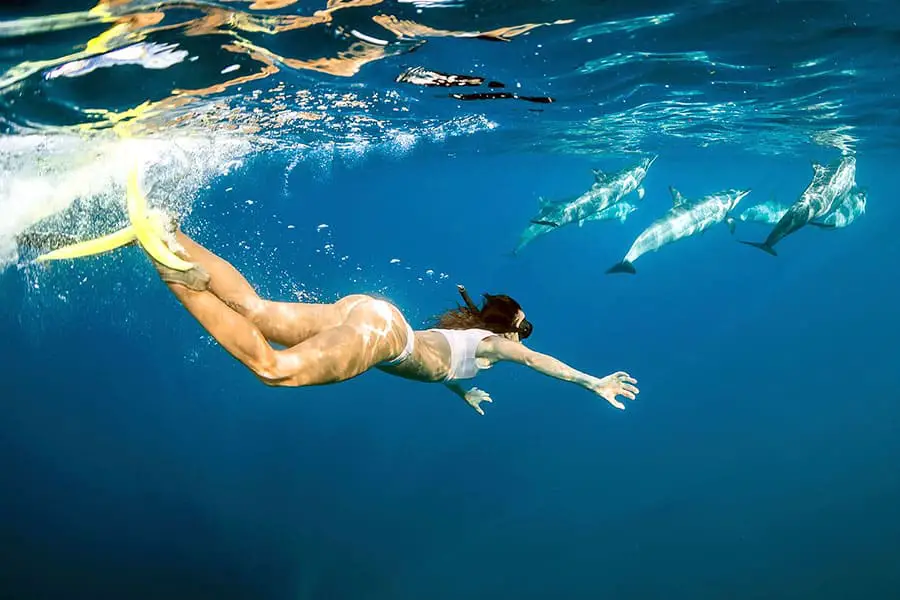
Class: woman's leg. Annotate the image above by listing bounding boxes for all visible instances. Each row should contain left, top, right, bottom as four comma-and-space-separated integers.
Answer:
162, 282, 407, 387
173, 231, 344, 347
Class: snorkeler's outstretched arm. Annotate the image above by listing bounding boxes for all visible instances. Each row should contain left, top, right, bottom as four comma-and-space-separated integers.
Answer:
478, 337, 639, 410
445, 382, 493, 416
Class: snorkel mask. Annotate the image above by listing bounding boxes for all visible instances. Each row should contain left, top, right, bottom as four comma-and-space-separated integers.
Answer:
457, 285, 533, 340
517, 317, 533, 340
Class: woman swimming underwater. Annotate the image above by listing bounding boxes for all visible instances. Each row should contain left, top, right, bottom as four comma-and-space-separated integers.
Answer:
147, 227, 639, 415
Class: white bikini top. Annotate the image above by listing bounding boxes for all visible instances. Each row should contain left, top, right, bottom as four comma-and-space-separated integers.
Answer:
428, 328, 496, 381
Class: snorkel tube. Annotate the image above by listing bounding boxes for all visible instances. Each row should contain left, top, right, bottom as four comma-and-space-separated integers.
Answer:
457, 284, 480, 312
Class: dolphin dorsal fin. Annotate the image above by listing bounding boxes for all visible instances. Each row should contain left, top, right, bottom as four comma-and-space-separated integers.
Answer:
669, 186, 687, 207
811, 161, 826, 176
538, 196, 551, 208
592, 168, 605, 183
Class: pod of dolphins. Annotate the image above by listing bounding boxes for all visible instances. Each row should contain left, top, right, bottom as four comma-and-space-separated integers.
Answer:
513, 154, 865, 274
17, 154, 865, 278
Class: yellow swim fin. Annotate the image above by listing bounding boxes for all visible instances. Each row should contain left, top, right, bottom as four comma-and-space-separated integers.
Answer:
124, 164, 194, 272
33, 162, 194, 272
35, 225, 136, 262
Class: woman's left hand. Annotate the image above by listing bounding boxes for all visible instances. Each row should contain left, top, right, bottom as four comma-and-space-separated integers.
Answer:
464, 387, 493, 416
587, 371, 639, 410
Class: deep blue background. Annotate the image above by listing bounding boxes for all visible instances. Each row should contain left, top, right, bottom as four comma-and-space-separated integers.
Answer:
2, 142, 899, 599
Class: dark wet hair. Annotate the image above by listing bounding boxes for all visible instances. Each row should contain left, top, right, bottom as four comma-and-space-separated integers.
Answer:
432, 286, 532, 339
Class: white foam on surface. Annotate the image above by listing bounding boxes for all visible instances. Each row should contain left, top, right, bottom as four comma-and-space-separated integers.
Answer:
0, 132, 257, 269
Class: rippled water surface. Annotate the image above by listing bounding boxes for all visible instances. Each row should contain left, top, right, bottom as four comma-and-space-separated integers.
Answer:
1, 0, 898, 156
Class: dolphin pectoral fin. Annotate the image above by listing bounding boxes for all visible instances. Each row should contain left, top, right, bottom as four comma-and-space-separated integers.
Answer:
606, 260, 636, 275
637, 186, 645, 200
34, 226, 138, 263
530, 219, 559, 227
740, 240, 778, 256
808, 221, 836, 229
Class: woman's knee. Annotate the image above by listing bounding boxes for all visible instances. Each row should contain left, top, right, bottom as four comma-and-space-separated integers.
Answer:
251, 352, 300, 387
252, 347, 353, 388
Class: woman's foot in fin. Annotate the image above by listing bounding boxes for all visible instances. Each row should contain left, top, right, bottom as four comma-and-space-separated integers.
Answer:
144, 210, 208, 290
147, 209, 187, 258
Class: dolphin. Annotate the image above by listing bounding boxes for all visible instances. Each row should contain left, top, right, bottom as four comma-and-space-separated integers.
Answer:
740, 156, 856, 256
607, 186, 750, 275
528, 155, 656, 229
738, 195, 790, 225
815, 187, 866, 229
513, 201, 638, 255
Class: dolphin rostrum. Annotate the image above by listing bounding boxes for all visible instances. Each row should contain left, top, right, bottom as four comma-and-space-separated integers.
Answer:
607, 186, 750, 275
740, 156, 856, 256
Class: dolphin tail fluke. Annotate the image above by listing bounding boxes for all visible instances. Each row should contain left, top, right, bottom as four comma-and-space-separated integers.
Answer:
740, 240, 778, 256
530, 219, 559, 227
606, 260, 637, 275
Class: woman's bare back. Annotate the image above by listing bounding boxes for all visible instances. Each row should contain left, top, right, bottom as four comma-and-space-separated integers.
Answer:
376, 330, 457, 382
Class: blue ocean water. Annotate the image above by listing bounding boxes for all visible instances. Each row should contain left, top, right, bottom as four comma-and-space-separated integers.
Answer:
1, 1, 900, 598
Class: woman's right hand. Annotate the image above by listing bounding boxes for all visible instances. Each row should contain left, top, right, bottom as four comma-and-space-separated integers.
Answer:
586, 371, 639, 410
